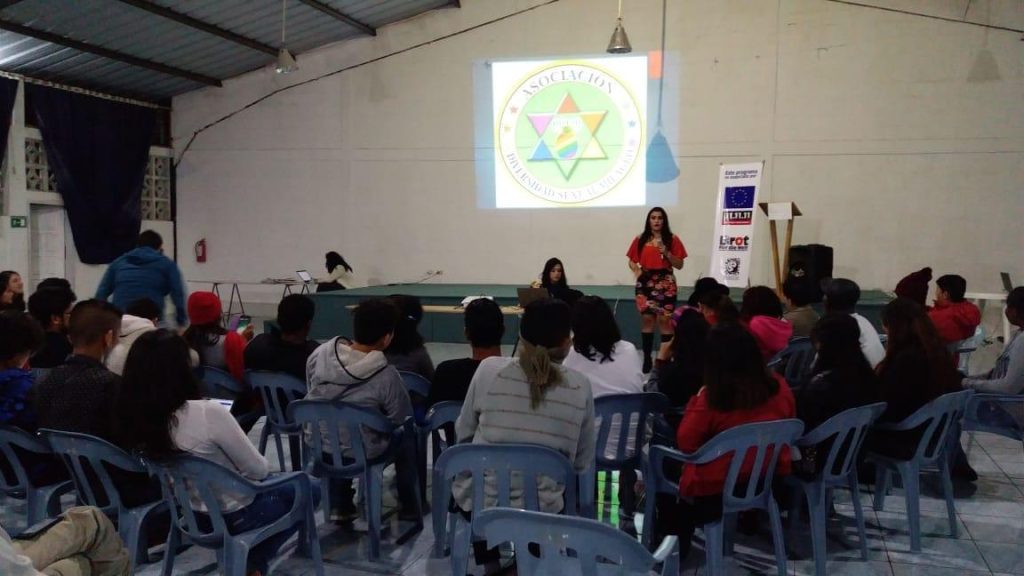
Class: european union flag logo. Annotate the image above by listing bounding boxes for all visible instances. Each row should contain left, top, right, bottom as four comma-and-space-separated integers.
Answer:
724, 186, 755, 210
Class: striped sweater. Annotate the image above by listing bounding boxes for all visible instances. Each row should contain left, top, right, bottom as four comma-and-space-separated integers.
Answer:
453, 356, 595, 513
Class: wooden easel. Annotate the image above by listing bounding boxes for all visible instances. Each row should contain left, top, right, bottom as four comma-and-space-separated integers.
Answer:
758, 202, 802, 293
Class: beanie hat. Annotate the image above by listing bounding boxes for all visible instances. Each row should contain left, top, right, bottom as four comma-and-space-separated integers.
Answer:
894, 267, 933, 307
187, 291, 222, 326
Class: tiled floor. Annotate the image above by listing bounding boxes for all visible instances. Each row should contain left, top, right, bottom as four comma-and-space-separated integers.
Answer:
4, 340, 1021, 575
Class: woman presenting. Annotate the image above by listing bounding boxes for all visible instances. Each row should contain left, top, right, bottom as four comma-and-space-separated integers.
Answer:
627, 207, 686, 373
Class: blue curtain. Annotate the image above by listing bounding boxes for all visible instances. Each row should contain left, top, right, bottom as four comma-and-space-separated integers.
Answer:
0, 78, 17, 163
27, 85, 156, 264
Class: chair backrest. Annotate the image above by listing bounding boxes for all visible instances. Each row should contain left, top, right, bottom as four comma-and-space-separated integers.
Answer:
425, 401, 462, 456
593, 392, 669, 468
399, 371, 431, 399
39, 429, 145, 514
797, 402, 887, 483
433, 443, 578, 513
888, 389, 973, 464
649, 419, 804, 513
193, 366, 244, 400
770, 338, 816, 383
963, 393, 1024, 442
287, 399, 399, 478
0, 426, 53, 495
476, 508, 656, 576
30, 368, 50, 383
248, 371, 307, 432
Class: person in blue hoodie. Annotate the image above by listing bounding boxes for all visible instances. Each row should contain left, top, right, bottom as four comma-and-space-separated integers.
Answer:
95, 230, 187, 326
0, 310, 44, 429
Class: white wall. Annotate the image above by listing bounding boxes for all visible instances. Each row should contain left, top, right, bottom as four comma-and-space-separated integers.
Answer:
172, 0, 1024, 302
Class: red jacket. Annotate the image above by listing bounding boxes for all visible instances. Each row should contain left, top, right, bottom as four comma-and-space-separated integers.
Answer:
928, 300, 981, 345
676, 374, 795, 497
747, 316, 794, 360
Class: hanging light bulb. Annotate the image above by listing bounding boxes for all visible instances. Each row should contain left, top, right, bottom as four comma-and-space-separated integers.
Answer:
276, 0, 298, 74
607, 0, 632, 54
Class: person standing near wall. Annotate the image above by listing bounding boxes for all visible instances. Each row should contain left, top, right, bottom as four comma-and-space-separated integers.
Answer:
95, 230, 187, 327
626, 207, 687, 373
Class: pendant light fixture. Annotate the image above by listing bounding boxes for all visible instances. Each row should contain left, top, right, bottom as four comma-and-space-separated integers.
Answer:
276, 0, 298, 74
606, 0, 632, 54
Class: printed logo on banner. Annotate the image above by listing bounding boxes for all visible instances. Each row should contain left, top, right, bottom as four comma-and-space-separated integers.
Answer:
724, 186, 756, 210
722, 210, 752, 225
719, 235, 751, 252
722, 258, 742, 278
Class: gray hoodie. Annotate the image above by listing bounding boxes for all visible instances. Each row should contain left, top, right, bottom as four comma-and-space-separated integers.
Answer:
305, 337, 412, 458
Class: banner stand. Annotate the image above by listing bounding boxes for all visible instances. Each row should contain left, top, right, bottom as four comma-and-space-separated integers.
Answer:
758, 201, 802, 293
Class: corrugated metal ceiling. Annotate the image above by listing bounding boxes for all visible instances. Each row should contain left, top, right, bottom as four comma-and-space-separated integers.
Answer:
0, 0, 457, 103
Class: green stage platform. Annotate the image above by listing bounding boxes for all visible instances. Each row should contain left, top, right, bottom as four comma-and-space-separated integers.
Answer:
308, 283, 893, 346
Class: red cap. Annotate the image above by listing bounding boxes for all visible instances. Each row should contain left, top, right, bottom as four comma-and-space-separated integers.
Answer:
187, 291, 222, 325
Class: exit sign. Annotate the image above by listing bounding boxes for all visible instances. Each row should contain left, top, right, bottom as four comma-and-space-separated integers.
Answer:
10, 216, 27, 228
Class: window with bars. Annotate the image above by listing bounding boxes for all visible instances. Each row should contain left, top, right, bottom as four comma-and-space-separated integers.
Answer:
25, 137, 57, 193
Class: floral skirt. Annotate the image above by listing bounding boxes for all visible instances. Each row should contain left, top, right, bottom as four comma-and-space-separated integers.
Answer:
635, 269, 678, 316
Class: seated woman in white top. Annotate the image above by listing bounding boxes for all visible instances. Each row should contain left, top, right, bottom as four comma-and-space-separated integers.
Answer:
114, 329, 318, 576
564, 295, 644, 397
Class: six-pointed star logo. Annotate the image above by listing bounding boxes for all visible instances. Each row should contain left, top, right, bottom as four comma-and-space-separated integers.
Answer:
526, 93, 608, 180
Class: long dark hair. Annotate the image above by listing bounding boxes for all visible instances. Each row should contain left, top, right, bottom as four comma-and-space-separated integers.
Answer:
387, 294, 425, 354
879, 298, 959, 397
0, 271, 25, 312
811, 314, 877, 393
741, 286, 784, 320
325, 251, 353, 274
637, 207, 674, 254
571, 296, 621, 362
703, 322, 779, 411
114, 329, 201, 456
540, 258, 568, 289
661, 309, 709, 405
182, 319, 227, 365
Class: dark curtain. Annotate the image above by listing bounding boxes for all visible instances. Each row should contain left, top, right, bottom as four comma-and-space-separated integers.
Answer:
27, 84, 156, 264
0, 77, 17, 163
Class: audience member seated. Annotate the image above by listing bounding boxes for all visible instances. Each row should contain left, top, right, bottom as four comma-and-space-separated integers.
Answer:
384, 294, 435, 381
1, 506, 130, 576
894, 267, 932, 307
453, 298, 595, 565
698, 292, 739, 327
244, 294, 319, 381
660, 278, 725, 360
105, 298, 159, 376
0, 311, 44, 429
305, 298, 418, 522
657, 322, 795, 560
823, 278, 885, 368
741, 286, 793, 360
428, 297, 504, 406
782, 275, 819, 338
648, 309, 709, 429
564, 295, 643, 398
26, 286, 76, 369
963, 287, 1023, 395
531, 257, 583, 307
115, 330, 309, 576
928, 274, 982, 346
0, 271, 26, 313
794, 314, 880, 475
183, 291, 253, 382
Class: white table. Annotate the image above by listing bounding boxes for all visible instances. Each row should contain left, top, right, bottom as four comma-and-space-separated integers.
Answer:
190, 279, 312, 317
964, 292, 1011, 350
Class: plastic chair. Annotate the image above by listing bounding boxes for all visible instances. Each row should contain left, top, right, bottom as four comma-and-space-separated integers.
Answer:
194, 365, 245, 400
419, 400, 462, 515
40, 429, 167, 566
30, 367, 51, 382
0, 426, 74, 534
962, 393, 1024, 446
398, 370, 431, 400
476, 508, 680, 576
787, 403, 887, 576
147, 454, 323, 576
767, 338, 816, 384
432, 443, 579, 575
248, 371, 307, 472
581, 392, 669, 519
866, 389, 972, 552
642, 419, 804, 576
288, 399, 423, 560
951, 326, 985, 373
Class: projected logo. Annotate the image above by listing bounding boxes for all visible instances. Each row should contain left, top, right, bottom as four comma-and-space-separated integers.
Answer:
497, 63, 643, 204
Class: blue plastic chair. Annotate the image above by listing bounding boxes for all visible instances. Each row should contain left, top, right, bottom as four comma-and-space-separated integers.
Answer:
419, 401, 462, 512
476, 508, 680, 576
582, 392, 669, 519
767, 337, 816, 384
194, 365, 245, 400
398, 370, 431, 400
30, 367, 51, 383
40, 429, 167, 566
642, 419, 804, 576
0, 426, 74, 534
866, 389, 972, 552
950, 326, 985, 373
432, 443, 579, 575
787, 403, 887, 576
147, 454, 323, 576
287, 399, 423, 560
248, 371, 307, 472
962, 393, 1024, 446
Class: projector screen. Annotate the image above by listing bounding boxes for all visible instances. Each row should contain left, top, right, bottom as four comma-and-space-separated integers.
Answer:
480, 56, 651, 209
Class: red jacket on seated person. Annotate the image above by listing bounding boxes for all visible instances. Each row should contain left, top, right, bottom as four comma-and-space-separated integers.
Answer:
928, 300, 981, 345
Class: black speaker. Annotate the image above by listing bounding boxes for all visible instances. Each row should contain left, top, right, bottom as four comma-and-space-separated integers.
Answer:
787, 244, 833, 302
